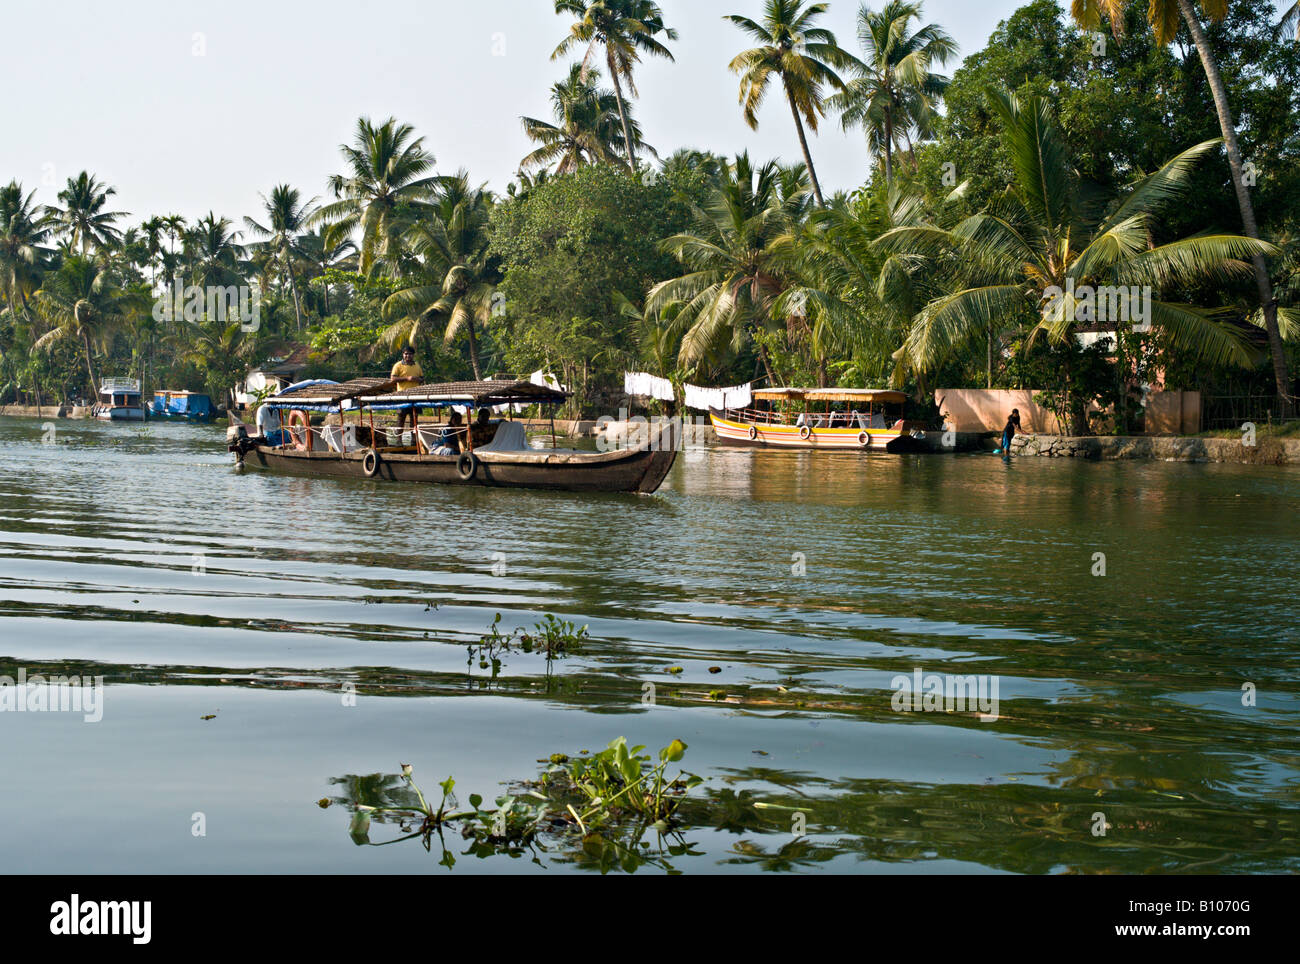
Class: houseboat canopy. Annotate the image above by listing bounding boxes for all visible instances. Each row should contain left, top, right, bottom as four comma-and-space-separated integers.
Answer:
364, 379, 569, 409
752, 387, 907, 405
265, 377, 397, 412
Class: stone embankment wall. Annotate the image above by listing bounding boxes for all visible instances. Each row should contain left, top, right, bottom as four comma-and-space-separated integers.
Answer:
1009, 434, 1300, 465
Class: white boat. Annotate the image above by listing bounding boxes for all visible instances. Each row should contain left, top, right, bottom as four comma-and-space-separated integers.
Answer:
95, 378, 146, 421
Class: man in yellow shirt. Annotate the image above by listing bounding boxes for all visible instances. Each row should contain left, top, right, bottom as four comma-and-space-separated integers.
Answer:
390, 346, 423, 431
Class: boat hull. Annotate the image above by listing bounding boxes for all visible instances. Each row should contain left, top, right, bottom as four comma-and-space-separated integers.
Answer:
241, 442, 678, 493
150, 412, 215, 423
97, 407, 146, 421
709, 409, 903, 450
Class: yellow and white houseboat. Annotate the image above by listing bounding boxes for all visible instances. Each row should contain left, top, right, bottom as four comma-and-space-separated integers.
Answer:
710, 387, 926, 451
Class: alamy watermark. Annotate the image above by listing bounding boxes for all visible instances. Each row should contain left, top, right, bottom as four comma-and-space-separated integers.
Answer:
50, 894, 150, 944
152, 273, 260, 331
891, 668, 1000, 722
0, 668, 104, 721
1041, 280, 1153, 332
595, 409, 710, 454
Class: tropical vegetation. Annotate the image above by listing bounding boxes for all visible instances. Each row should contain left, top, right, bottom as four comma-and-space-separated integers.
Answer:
1, 0, 1296, 431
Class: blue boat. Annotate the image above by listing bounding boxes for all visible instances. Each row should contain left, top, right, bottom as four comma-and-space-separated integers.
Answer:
149, 390, 216, 422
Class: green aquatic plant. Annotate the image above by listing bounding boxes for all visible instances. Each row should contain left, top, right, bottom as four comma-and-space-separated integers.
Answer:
351, 763, 472, 839
335, 737, 702, 862
519, 613, 589, 658
466, 613, 590, 676
547, 736, 702, 828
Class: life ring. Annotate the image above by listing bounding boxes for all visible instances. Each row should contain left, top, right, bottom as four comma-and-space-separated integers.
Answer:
858, 431, 871, 448
287, 409, 311, 451
747, 425, 758, 441
799, 424, 811, 440
361, 447, 380, 478
456, 452, 478, 481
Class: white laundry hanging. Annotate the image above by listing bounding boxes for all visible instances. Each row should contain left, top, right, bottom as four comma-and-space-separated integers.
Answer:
682, 382, 752, 411
623, 371, 676, 401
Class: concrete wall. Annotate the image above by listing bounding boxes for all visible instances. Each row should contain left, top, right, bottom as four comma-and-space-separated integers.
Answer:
935, 389, 1062, 433
936, 389, 1201, 435
1144, 391, 1201, 435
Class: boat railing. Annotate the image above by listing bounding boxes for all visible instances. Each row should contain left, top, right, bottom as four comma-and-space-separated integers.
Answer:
723, 407, 788, 425
725, 406, 890, 430
101, 377, 141, 395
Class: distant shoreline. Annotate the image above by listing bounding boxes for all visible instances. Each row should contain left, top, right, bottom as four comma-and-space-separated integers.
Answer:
6, 406, 1296, 466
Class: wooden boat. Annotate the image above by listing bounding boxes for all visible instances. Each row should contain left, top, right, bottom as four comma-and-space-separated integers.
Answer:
228, 378, 678, 494
709, 387, 928, 451
94, 378, 146, 421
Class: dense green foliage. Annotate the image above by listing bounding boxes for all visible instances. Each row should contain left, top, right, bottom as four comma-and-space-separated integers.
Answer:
1, 0, 1297, 429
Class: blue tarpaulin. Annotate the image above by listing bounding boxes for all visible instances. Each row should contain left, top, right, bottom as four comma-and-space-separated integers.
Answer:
150, 392, 214, 420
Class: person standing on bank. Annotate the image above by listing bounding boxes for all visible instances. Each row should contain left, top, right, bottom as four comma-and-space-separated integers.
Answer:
390, 345, 423, 432
1001, 408, 1025, 454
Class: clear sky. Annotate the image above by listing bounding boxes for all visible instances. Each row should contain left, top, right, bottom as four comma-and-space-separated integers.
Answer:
0, 1, 1287, 224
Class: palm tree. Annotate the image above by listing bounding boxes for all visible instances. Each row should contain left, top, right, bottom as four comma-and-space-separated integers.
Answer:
1276, 2, 1299, 40
829, 1, 955, 186
521, 64, 647, 173
1071, 0, 1294, 414
783, 182, 942, 386
311, 117, 442, 277
552, 0, 677, 173
245, 185, 317, 330
186, 213, 246, 289
0, 180, 50, 318
44, 172, 126, 257
381, 174, 499, 379
297, 230, 356, 315
176, 317, 263, 402
162, 214, 187, 258
660, 148, 728, 181
646, 152, 806, 372
33, 256, 144, 396
725, 1, 856, 207
879, 89, 1276, 431
139, 216, 167, 289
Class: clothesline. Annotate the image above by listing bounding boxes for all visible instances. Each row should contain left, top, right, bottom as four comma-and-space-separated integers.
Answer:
623, 372, 754, 411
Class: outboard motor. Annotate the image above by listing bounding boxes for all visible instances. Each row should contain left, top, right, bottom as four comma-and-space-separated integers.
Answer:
227, 424, 262, 463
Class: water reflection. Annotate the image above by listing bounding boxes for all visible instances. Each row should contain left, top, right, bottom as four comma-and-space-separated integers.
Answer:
1, 416, 1298, 873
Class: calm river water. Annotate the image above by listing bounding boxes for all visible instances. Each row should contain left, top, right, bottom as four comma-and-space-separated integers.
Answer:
0, 415, 1296, 873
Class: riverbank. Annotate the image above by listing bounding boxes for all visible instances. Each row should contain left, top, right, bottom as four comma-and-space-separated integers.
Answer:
0, 404, 73, 418
1009, 433, 1300, 464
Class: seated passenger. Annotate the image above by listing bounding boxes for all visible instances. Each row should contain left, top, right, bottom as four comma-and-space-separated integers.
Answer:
470, 406, 496, 446
256, 403, 287, 447
431, 411, 464, 455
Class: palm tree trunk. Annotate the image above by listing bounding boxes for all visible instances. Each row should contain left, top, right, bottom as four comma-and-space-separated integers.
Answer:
287, 259, 303, 330
1176, 0, 1292, 416
756, 342, 776, 386
607, 51, 638, 174
786, 88, 826, 206
81, 331, 98, 400
467, 321, 483, 380
884, 108, 895, 186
